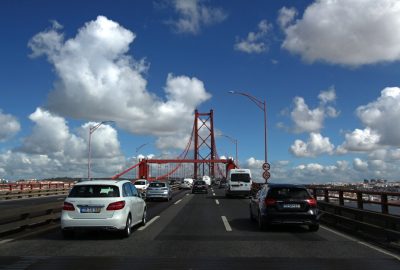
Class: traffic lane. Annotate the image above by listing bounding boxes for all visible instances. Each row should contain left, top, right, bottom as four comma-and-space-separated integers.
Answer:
0, 187, 399, 270
211, 186, 398, 259
2, 257, 400, 270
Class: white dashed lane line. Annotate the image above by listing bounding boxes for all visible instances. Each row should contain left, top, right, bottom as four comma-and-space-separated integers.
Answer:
174, 199, 182, 205
221, 216, 232, 232
138, 216, 160, 231
215, 199, 220, 205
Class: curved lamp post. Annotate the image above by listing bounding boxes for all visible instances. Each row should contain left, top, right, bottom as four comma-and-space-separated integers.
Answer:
87, 121, 114, 179
228, 90, 268, 165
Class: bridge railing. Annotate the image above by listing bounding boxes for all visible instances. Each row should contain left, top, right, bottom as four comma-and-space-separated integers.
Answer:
0, 183, 74, 200
308, 186, 400, 215
308, 186, 400, 251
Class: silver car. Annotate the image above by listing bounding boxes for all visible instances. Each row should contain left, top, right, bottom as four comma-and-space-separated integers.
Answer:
146, 181, 172, 201
61, 179, 147, 238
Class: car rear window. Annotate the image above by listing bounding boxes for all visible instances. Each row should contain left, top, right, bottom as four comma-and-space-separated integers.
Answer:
149, 182, 166, 188
268, 187, 310, 200
194, 181, 206, 185
69, 185, 120, 198
231, 173, 251, 182
135, 181, 146, 185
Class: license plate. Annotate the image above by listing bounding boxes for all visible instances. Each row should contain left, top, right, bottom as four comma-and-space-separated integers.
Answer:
80, 207, 101, 213
283, 204, 301, 209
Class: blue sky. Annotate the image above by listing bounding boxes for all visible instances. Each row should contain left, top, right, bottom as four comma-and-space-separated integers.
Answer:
1, 0, 400, 183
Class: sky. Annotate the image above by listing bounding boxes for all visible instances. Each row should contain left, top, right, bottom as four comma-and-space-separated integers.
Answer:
1, 0, 400, 183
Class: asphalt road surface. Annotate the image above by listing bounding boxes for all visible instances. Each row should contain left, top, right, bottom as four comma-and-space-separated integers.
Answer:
0, 187, 399, 270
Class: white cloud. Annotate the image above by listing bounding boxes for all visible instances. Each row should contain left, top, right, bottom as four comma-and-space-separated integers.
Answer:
277, 7, 297, 29
1, 107, 125, 179
28, 16, 211, 150
290, 132, 334, 157
234, 20, 272, 54
0, 109, 20, 142
337, 128, 380, 153
289, 88, 339, 133
356, 87, 400, 146
353, 158, 368, 172
168, 0, 227, 34
281, 0, 400, 66
318, 87, 336, 104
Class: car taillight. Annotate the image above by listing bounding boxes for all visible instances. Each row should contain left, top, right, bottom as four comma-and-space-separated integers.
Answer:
265, 198, 277, 206
106, 201, 126, 211
63, 202, 75, 211
306, 198, 317, 207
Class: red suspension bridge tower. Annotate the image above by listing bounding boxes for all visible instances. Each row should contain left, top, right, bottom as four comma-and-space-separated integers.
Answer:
112, 110, 236, 181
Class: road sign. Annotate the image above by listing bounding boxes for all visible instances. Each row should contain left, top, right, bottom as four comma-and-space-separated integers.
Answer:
262, 162, 270, 171
262, 171, 270, 180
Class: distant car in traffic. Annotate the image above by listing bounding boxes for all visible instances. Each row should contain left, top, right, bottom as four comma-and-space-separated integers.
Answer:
192, 180, 208, 194
133, 179, 149, 198
249, 184, 319, 231
180, 178, 194, 189
61, 179, 147, 238
146, 181, 172, 201
218, 179, 227, 189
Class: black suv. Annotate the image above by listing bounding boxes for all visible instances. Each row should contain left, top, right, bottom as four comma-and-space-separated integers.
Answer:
249, 184, 319, 231
192, 180, 208, 194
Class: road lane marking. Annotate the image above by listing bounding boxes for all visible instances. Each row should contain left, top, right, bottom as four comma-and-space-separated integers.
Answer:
0, 239, 14, 245
138, 216, 160, 231
174, 199, 182, 205
321, 225, 400, 261
215, 199, 220, 205
212, 192, 216, 196
221, 216, 232, 232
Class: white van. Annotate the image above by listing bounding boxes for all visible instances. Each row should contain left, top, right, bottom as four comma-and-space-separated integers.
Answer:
225, 169, 252, 197
202, 175, 211, 187
180, 178, 194, 189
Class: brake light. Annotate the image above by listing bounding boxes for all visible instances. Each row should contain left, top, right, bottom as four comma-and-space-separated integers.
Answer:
107, 201, 126, 211
265, 198, 277, 206
63, 202, 75, 211
306, 198, 317, 207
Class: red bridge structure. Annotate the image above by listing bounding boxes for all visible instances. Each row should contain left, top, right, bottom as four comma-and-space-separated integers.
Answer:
112, 110, 237, 181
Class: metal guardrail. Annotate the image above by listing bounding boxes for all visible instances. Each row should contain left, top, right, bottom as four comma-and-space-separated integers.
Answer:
0, 187, 72, 200
308, 186, 400, 215
307, 186, 400, 251
0, 202, 62, 236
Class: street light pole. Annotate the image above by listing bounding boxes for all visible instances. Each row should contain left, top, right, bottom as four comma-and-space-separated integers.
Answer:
221, 134, 238, 167
228, 90, 268, 165
87, 121, 114, 179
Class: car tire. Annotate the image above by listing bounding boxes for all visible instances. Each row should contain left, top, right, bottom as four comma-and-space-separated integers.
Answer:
309, 224, 319, 232
258, 211, 266, 230
140, 208, 147, 226
121, 215, 132, 238
62, 229, 74, 239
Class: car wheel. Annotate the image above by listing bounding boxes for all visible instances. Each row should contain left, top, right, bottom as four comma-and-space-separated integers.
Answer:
249, 205, 255, 221
62, 229, 74, 239
140, 208, 147, 226
309, 224, 319, 232
122, 215, 132, 238
258, 211, 266, 230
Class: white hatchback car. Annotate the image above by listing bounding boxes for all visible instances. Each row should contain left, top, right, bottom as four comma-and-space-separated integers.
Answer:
61, 179, 147, 238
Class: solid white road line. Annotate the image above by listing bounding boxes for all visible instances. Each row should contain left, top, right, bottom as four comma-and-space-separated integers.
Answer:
174, 199, 182, 205
215, 199, 220, 205
321, 225, 400, 261
138, 216, 160, 231
221, 216, 232, 232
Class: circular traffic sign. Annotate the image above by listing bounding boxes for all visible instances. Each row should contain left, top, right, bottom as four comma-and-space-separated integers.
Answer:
262, 162, 270, 171
262, 171, 270, 180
